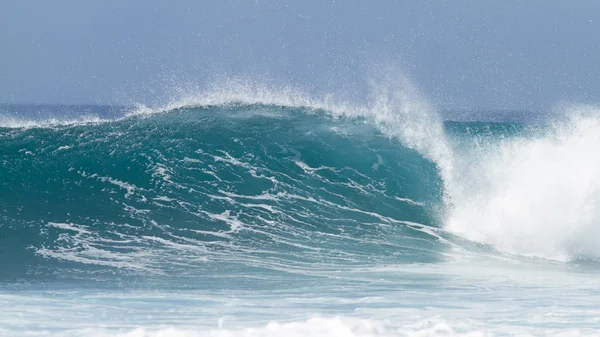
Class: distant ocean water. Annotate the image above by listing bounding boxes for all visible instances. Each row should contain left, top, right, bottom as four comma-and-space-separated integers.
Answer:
2, 83, 600, 336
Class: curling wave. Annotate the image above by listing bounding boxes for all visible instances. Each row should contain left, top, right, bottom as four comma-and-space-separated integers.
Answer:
2, 81, 600, 285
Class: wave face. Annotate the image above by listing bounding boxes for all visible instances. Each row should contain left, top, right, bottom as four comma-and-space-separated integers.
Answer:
1, 104, 448, 281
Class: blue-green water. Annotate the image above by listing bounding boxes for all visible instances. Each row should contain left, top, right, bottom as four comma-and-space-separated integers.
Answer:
1, 100, 600, 336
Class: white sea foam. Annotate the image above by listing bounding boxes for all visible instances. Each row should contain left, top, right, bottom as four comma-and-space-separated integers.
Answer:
6, 316, 597, 337
446, 109, 600, 261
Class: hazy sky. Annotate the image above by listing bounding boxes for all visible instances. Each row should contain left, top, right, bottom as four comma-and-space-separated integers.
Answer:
1, 0, 599, 110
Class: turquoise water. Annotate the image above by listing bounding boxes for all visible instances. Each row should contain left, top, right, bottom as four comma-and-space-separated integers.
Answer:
1, 98, 600, 336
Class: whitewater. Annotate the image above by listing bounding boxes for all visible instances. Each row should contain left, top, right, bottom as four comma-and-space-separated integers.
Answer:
1, 78, 600, 336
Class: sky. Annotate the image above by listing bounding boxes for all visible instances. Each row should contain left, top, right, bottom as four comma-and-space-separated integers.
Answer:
1, 0, 599, 111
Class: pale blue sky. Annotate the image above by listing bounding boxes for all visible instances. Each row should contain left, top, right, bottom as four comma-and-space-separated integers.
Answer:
1, 1, 599, 110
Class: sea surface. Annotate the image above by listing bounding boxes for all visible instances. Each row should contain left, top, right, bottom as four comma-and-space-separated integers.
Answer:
2, 85, 600, 336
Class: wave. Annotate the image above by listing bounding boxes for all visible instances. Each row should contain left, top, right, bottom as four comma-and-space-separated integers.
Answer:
2, 78, 600, 282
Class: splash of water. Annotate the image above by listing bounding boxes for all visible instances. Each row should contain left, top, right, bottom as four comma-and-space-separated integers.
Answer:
446, 109, 600, 261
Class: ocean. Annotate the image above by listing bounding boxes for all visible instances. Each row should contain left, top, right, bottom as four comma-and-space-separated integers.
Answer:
1, 84, 600, 336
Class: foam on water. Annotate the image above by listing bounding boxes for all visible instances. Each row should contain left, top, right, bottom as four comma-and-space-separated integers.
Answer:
446, 109, 600, 261
4, 258, 600, 337
43, 317, 595, 337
